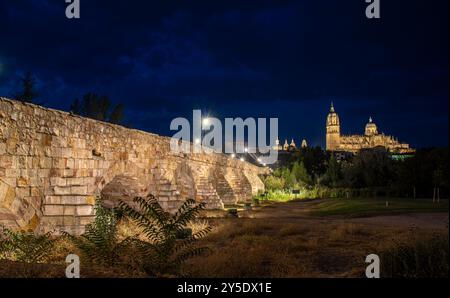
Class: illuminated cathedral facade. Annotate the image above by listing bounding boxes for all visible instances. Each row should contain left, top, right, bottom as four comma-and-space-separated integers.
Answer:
326, 103, 414, 154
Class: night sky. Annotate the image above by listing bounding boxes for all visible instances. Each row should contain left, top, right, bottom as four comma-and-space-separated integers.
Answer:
0, 0, 448, 148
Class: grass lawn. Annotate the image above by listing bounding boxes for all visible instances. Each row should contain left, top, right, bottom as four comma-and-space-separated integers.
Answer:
309, 198, 449, 217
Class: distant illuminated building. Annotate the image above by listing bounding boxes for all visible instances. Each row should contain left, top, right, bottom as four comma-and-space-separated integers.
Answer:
326, 102, 414, 154
301, 139, 308, 148
274, 138, 300, 152
290, 139, 296, 148
274, 138, 283, 151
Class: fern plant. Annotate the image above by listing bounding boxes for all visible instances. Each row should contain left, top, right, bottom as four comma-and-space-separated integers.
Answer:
0, 226, 55, 264
63, 198, 132, 268
118, 194, 211, 277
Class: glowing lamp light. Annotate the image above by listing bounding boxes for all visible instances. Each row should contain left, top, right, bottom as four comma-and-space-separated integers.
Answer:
240, 157, 245, 162
231, 153, 235, 158
244, 147, 248, 152
195, 138, 200, 144
202, 118, 210, 126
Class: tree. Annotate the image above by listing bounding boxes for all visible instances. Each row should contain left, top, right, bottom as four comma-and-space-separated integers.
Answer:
109, 103, 124, 124
433, 166, 446, 202
292, 161, 312, 186
282, 168, 294, 188
324, 155, 341, 187
70, 93, 125, 124
69, 98, 82, 115
15, 72, 39, 103
392, 147, 449, 198
342, 149, 394, 188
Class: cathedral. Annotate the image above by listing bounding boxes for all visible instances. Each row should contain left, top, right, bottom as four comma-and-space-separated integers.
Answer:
326, 103, 415, 154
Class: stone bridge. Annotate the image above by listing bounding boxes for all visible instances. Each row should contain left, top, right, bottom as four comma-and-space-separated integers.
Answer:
0, 98, 266, 234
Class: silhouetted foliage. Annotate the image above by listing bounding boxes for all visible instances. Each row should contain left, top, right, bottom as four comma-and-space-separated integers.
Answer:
70, 93, 125, 124
323, 155, 341, 187
14, 72, 39, 103
269, 147, 449, 198
109, 103, 124, 124
342, 149, 394, 188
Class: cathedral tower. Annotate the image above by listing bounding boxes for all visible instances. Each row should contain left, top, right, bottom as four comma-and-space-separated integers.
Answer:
364, 117, 378, 136
326, 102, 340, 151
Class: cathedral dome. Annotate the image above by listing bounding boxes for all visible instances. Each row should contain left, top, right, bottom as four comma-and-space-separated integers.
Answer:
365, 117, 378, 136
326, 102, 340, 126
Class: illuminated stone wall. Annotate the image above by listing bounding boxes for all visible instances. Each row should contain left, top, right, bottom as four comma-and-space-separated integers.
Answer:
0, 98, 266, 234
338, 133, 414, 154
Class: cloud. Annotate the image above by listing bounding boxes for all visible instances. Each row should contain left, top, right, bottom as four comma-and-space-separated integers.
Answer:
0, 0, 447, 147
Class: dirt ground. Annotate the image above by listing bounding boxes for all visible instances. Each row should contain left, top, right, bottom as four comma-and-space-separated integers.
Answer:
246, 199, 448, 228
183, 200, 448, 277
1, 199, 448, 278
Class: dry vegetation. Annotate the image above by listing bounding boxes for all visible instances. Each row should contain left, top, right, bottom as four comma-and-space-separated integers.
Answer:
180, 199, 448, 278
181, 216, 447, 277
1, 199, 448, 278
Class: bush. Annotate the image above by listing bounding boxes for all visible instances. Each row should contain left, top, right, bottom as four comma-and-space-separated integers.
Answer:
0, 226, 55, 264
119, 194, 211, 277
63, 199, 133, 268
263, 175, 285, 191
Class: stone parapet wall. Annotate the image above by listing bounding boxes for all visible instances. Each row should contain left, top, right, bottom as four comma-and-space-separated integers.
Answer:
0, 98, 266, 234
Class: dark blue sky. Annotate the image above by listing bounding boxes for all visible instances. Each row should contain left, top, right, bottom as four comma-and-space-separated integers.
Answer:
0, 0, 448, 148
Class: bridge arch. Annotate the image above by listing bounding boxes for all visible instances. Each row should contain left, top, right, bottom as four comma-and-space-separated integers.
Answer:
0, 97, 266, 234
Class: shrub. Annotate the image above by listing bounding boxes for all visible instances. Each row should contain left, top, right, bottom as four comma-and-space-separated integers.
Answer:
0, 226, 55, 264
63, 199, 133, 268
263, 175, 285, 191
119, 194, 211, 277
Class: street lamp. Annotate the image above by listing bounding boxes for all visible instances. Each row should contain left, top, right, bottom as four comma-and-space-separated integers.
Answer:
201, 117, 211, 150
202, 117, 210, 126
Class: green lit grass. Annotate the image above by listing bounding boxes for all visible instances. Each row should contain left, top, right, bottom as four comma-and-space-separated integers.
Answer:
309, 198, 449, 217
255, 189, 318, 202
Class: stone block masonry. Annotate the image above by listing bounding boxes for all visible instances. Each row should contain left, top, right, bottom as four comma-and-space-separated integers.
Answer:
0, 97, 266, 234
